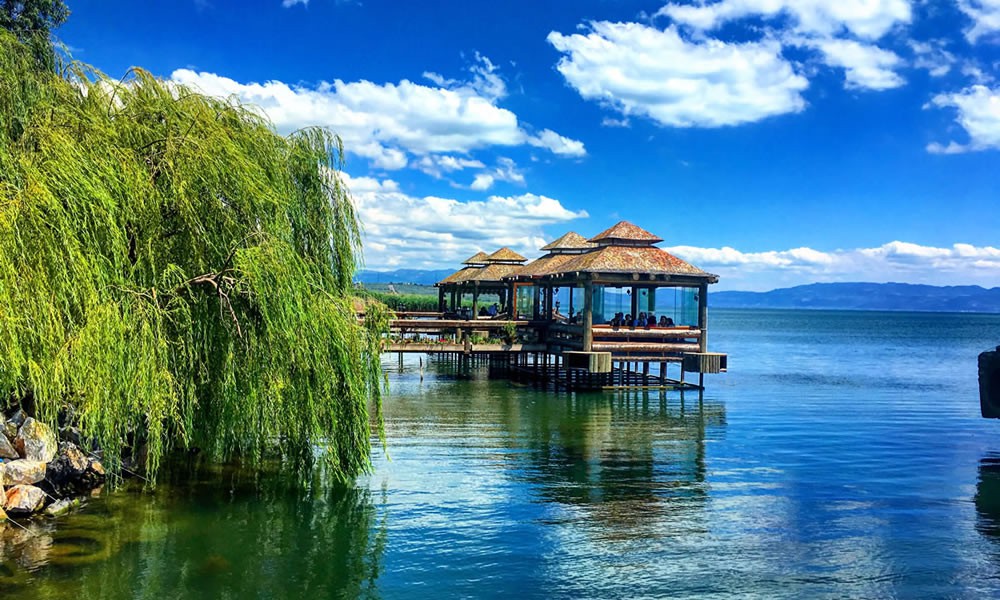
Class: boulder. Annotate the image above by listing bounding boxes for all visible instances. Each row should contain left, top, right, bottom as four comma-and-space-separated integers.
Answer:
0, 434, 17, 460
7, 409, 27, 428
4, 485, 44, 515
43, 498, 75, 518
14, 418, 57, 463
59, 426, 82, 447
44, 442, 102, 496
2, 460, 46, 486
2, 421, 17, 443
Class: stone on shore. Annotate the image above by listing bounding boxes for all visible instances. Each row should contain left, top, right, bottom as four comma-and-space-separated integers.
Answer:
4, 485, 45, 515
0, 433, 17, 460
3, 420, 17, 442
14, 418, 57, 463
45, 443, 104, 496
2, 460, 46, 486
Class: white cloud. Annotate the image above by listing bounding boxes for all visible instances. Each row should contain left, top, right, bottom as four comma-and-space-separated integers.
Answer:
547, 22, 808, 128
658, 0, 913, 40
796, 38, 905, 90
282, 0, 307, 6
667, 241, 1000, 291
958, 0, 1000, 42
340, 172, 588, 269
528, 129, 587, 157
909, 40, 956, 78
171, 54, 584, 171
412, 155, 486, 178
927, 85, 1000, 153
465, 157, 525, 191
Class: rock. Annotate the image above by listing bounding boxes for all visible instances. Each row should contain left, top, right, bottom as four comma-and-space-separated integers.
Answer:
43, 498, 73, 517
89, 459, 105, 477
58, 426, 81, 447
2, 460, 46, 486
0, 434, 17, 460
0, 505, 6, 521
7, 409, 27, 428
14, 418, 56, 463
44, 443, 102, 496
4, 485, 44, 515
2, 421, 17, 442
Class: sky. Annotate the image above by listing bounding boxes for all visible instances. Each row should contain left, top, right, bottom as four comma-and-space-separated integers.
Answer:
58, 0, 1000, 291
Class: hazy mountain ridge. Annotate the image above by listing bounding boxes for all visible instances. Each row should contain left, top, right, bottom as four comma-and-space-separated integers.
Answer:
712, 282, 1000, 313
356, 269, 453, 286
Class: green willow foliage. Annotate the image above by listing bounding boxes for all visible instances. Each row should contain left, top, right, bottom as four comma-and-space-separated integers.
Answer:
0, 32, 389, 482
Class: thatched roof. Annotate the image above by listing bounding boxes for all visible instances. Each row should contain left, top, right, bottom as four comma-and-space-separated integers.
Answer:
589, 221, 663, 245
437, 266, 481, 285
466, 262, 524, 283
486, 247, 527, 263
462, 251, 490, 265
547, 245, 711, 278
507, 253, 578, 280
540, 232, 594, 252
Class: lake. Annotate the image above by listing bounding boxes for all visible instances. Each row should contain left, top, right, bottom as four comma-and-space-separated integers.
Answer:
5, 308, 1000, 599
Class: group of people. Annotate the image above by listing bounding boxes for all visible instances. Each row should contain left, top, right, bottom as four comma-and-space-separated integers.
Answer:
477, 303, 501, 317
609, 312, 675, 329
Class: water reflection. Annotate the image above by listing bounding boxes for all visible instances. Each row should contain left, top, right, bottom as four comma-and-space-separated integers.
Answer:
0, 460, 385, 599
975, 455, 1000, 541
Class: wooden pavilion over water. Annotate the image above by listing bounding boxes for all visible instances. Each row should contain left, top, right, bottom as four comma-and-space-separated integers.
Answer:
405, 221, 727, 390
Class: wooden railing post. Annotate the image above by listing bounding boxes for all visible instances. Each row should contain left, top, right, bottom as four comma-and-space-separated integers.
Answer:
582, 278, 594, 352
698, 283, 708, 352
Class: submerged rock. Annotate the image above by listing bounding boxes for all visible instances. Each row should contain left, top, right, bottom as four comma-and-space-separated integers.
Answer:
0, 434, 17, 460
2, 460, 46, 486
43, 498, 78, 518
4, 485, 44, 515
14, 418, 57, 463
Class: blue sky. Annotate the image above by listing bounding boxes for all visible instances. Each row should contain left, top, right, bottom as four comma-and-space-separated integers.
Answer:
60, 0, 1000, 290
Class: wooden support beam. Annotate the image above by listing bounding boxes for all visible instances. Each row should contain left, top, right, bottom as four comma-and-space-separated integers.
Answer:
582, 278, 593, 352
698, 282, 708, 353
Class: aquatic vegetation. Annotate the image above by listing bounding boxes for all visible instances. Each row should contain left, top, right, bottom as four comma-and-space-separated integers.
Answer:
0, 32, 387, 482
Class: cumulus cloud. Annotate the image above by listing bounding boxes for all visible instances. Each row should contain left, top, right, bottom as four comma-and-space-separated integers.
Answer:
340, 172, 587, 269
657, 0, 913, 40
909, 40, 956, 78
959, 0, 1000, 42
547, 22, 808, 128
927, 85, 1000, 153
467, 157, 525, 191
795, 38, 905, 90
667, 241, 1000, 290
171, 54, 584, 172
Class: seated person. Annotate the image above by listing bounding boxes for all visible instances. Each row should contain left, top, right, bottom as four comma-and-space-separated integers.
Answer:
487, 303, 498, 317
664, 317, 675, 327
658, 315, 669, 327
647, 313, 657, 328
624, 314, 635, 328
478, 306, 488, 317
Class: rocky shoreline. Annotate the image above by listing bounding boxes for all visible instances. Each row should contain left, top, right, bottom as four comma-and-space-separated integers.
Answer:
1, 409, 105, 522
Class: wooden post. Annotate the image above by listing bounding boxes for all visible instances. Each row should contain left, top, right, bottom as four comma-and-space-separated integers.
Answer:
472, 283, 480, 318
438, 287, 446, 312
698, 282, 708, 352
582, 278, 593, 352
450, 289, 457, 312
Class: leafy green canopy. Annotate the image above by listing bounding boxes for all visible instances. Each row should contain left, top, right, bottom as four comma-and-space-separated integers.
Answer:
1, 0, 69, 69
0, 32, 388, 481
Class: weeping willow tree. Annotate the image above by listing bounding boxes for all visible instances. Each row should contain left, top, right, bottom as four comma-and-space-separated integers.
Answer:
0, 32, 389, 482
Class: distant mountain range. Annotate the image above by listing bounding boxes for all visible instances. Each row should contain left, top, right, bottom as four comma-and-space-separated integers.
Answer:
356, 269, 453, 286
712, 282, 1000, 313
357, 271, 1000, 313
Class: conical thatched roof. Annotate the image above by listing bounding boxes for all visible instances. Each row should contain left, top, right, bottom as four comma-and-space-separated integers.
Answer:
540, 231, 594, 252
589, 221, 663, 245
486, 247, 527, 263
462, 251, 490, 265
548, 245, 709, 277
437, 266, 480, 285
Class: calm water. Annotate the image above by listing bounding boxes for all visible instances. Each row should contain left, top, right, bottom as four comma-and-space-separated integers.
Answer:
5, 309, 1000, 599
